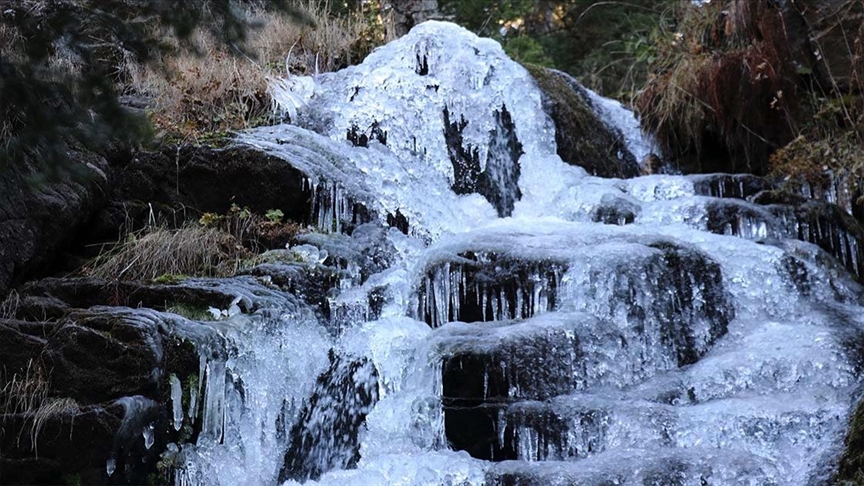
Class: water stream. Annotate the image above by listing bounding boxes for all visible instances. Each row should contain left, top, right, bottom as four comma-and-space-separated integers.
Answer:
169, 22, 864, 486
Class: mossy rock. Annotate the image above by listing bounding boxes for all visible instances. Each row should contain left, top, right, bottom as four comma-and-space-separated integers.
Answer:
523, 64, 641, 179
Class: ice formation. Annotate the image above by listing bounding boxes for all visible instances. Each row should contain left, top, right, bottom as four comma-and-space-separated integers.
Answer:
161, 20, 864, 486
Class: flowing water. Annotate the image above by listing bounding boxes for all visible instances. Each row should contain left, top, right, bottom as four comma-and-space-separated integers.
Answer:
168, 22, 864, 485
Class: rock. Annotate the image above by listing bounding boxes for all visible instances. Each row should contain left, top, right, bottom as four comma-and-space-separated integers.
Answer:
793, 0, 864, 90
591, 193, 640, 225
90, 144, 312, 241
388, 0, 444, 37
0, 303, 210, 485
754, 190, 864, 280
0, 403, 124, 485
18, 276, 267, 315
524, 64, 641, 178
0, 146, 111, 295
691, 173, 777, 200
279, 351, 379, 482
0, 319, 52, 376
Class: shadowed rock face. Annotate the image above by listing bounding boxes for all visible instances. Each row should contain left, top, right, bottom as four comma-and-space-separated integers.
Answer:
444, 105, 524, 217
0, 310, 202, 485
91, 145, 312, 240
1, 142, 313, 296
0, 276, 238, 485
0, 147, 111, 295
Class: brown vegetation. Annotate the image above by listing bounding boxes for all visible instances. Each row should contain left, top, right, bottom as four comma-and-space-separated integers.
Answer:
0, 360, 78, 458
82, 225, 250, 281
82, 204, 305, 282
124, 1, 383, 139
637, 0, 813, 173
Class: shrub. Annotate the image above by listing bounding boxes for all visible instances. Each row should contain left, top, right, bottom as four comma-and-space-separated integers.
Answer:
637, 0, 809, 173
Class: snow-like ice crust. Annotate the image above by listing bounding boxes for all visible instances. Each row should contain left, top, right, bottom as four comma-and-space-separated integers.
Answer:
170, 21, 864, 486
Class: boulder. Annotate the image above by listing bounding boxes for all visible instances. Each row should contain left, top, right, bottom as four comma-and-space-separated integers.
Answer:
524, 64, 641, 178
0, 305, 207, 485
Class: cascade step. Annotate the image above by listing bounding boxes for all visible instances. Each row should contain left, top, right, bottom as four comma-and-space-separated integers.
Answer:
487, 448, 781, 486
691, 173, 776, 201
417, 226, 734, 354
436, 309, 732, 405
492, 393, 846, 465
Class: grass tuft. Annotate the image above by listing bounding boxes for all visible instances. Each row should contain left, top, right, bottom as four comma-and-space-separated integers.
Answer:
82, 225, 250, 282
1, 360, 78, 458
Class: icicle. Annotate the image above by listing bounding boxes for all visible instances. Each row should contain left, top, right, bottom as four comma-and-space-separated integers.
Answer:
497, 409, 507, 450
171, 374, 184, 432
143, 422, 155, 449
202, 360, 226, 443
106, 457, 116, 477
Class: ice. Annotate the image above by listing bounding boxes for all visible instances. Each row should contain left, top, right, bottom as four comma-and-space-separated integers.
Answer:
144, 422, 156, 449
170, 375, 184, 432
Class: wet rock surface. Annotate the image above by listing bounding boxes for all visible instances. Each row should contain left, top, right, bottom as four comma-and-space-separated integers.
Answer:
0, 276, 243, 485
0, 308, 202, 485
524, 64, 641, 179
279, 352, 379, 482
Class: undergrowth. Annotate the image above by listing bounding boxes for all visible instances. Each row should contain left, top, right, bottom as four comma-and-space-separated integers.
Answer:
124, 0, 383, 140
637, 0, 861, 176
82, 225, 249, 281
82, 205, 304, 282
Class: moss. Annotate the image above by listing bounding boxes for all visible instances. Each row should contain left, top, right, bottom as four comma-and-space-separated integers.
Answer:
165, 303, 213, 321
63, 474, 83, 486
522, 63, 640, 178
147, 471, 171, 486
152, 274, 190, 285
196, 131, 234, 148
242, 249, 306, 269
182, 373, 199, 411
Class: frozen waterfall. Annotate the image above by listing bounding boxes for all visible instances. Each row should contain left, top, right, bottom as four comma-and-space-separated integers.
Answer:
171, 21, 864, 486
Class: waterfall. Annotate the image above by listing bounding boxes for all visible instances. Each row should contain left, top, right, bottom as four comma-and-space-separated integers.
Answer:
172, 21, 864, 486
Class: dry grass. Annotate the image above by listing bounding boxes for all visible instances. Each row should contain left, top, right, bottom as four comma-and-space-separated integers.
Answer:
0, 290, 21, 320
1, 360, 78, 457
125, 1, 382, 139
82, 225, 250, 282
637, 0, 808, 172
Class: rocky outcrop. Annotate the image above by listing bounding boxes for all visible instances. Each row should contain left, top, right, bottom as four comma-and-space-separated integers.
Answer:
0, 141, 313, 296
0, 276, 246, 485
524, 64, 641, 179
92, 144, 311, 242
0, 147, 111, 295
0, 309, 204, 485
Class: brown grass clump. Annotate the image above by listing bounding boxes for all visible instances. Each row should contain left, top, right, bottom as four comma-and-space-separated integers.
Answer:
125, 1, 382, 139
0, 360, 78, 457
83, 225, 250, 282
637, 0, 810, 174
